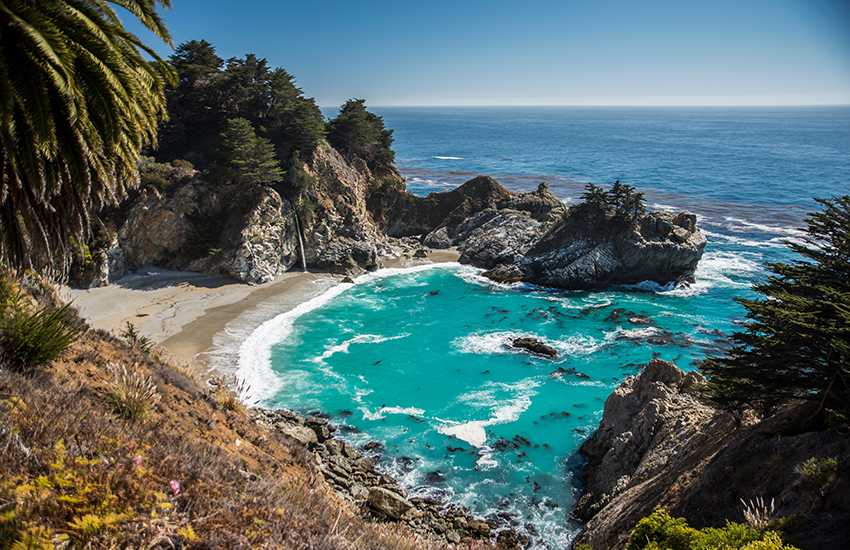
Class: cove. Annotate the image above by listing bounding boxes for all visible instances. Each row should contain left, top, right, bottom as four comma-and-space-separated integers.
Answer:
237, 255, 751, 547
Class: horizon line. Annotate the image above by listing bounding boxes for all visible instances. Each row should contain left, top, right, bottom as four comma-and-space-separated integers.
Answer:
320, 103, 850, 109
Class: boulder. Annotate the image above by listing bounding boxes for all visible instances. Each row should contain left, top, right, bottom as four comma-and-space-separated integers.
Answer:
509, 337, 558, 357
496, 181, 565, 222
455, 209, 547, 269
367, 486, 413, 519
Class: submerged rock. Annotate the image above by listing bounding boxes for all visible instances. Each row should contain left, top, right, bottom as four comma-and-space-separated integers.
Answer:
509, 337, 558, 357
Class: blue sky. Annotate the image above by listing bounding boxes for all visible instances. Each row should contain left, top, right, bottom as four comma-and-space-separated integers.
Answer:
127, 0, 850, 107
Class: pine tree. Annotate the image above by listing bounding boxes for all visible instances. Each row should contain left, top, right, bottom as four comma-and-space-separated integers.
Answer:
580, 183, 609, 209
215, 118, 283, 186
326, 99, 395, 173
701, 196, 850, 418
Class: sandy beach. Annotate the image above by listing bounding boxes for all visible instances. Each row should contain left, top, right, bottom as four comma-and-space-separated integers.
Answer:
65, 249, 460, 375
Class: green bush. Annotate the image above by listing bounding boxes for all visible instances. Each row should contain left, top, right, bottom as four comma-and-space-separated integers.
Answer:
0, 297, 80, 371
800, 456, 840, 483
120, 321, 154, 354
627, 510, 799, 550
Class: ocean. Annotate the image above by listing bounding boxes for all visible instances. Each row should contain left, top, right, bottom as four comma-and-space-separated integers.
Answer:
238, 106, 850, 547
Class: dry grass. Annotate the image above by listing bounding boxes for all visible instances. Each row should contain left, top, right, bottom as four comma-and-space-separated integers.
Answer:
0, 282, 494, 550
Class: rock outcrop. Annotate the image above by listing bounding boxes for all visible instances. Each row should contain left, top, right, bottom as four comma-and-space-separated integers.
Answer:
250, 409, 504, 545
378, 177, 705, 291
509, 337, 558, 357
77, 141, 404, 286
297, 144, 394, 273
574, 360, 850, 550
90, 178, 301, 285
474, 208, 706, 290
574, 359, 737, 549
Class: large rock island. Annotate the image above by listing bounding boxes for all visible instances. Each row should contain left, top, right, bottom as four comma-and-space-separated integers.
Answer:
377, 175, 706, 290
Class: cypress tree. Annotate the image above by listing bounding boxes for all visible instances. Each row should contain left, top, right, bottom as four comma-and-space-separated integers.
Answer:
701, 195, 850, 418
215, 118, 284, 186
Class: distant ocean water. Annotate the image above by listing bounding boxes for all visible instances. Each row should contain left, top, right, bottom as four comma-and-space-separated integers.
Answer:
241, 107, 850, 547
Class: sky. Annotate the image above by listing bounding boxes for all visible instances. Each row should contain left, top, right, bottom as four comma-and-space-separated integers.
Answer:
125, 0, 850, 107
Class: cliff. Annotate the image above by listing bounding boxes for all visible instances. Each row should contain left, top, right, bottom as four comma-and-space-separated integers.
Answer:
77, 163, 705, 295
74, 142, 403, 286
574, 360, 850, 550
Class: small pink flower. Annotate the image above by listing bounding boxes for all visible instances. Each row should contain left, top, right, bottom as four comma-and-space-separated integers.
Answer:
170, 480, 181, 495
133, 455, 143, 466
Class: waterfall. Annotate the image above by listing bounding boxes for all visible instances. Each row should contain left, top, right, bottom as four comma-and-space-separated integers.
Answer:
285, 198, 307, 272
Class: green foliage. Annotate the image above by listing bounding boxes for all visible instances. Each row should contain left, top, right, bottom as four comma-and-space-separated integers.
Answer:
0, 298, 80, 371
579, 180, 646, 222
106, 362, 161, 424
0, 0, 176, 275
800, 456, 840, 483
627, 510, 799, 550
212, 118, 284, 186
701, 196, 850, 417
158, 42, 326, 174
120, 322, 154, 354
326, 99, 396, 174
208, 374, 255, 413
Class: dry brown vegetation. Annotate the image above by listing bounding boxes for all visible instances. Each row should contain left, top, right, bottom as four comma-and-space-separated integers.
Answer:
0, 279, 494, 549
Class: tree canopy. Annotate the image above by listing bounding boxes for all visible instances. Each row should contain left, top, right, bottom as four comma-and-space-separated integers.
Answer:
212, 118, 283, 186
157, 42, 325, 178
701, 196, 850, 419
0, 0, 176, 274
326, 99, 395, 175
579, 180, 646, 222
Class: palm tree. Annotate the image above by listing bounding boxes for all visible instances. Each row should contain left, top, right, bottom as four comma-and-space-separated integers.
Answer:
0, 0, 177, 274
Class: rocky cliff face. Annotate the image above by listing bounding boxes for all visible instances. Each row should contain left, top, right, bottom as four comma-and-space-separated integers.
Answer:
76, 141, 403, 286
296, 143, 395, 273
83, 177, 301, 285
79, 163, 705, 294
478, 208, 706, 290
574, 360, 850, 550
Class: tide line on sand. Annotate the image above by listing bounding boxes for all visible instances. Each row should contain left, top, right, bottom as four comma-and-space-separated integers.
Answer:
64, 249, 461, 378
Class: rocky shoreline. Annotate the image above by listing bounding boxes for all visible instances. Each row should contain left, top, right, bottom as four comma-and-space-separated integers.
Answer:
76, 145, 706, 295
250, 408, 532, 548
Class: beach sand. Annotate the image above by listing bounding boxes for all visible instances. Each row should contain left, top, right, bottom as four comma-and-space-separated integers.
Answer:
65, 249, 460, 375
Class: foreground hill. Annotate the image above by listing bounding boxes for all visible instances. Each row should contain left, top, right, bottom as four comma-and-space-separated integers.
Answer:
0, 280, 496, 549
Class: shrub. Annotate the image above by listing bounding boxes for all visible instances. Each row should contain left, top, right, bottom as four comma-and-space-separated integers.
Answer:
208, 374, 254, 413
106, 362, 161, 424
0, 298, 80, 371
627, 510, 799, 550
799, 456, 840, 484
120, 321, 154, 354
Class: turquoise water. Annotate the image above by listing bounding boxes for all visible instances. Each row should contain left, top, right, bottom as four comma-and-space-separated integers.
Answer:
242, 107, 849, 547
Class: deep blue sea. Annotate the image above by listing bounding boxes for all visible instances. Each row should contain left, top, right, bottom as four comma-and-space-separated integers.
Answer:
241, 107, 850, 548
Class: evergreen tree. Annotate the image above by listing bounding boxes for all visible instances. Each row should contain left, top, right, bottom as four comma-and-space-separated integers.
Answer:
214, 118, 283, 186
156, 43, 325, 175
326, 99, 395, 173
701, 196, 850, 418
580, 183, 609, 209
610, 180, 628, 215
